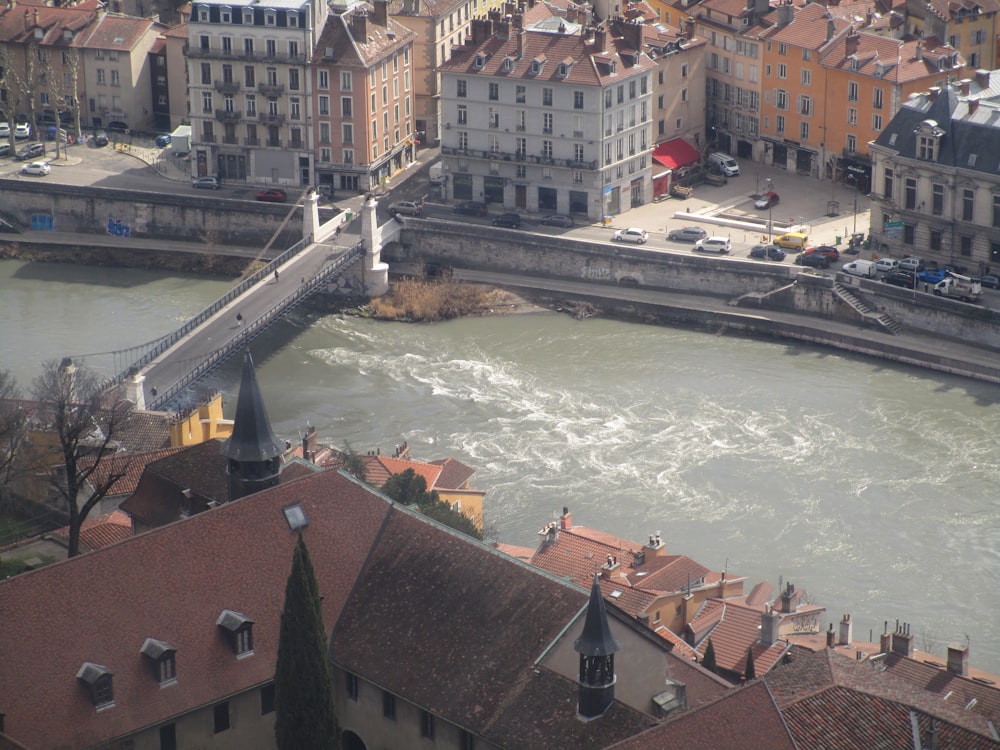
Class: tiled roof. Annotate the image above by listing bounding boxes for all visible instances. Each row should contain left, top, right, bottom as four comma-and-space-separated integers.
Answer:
80, 447, 184, 498
314, 3, 415, 67
427, 456, 476, 489
0, 0, 99, 45
50, 510, 132, 551
79, 12, 157, 51
759, 2, 851, 48
690, 600, 790, 677
0, 470, 393, 750
880, 652, 1000, 728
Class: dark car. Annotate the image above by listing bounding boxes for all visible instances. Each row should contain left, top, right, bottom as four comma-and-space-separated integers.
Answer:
883, 270, 916, 289
92, 130, 109, 147
491, 212, 521, 228
155, 134, 172, 148
795, 252, 830, 268
255, 188, 288, 203
749, 244, 786, 261
805, 245, 840, 262
540, 214, 574, 227
453, 201, 488, 217
14, 142, 44, 160
975, 274, 999, 289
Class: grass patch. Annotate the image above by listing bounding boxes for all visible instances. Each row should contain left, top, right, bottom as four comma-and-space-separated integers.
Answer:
369, 278, 519, 322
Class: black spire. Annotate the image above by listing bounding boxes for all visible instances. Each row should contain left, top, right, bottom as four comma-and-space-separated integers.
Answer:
574, 574, 620, 720
221, 350, 285, 500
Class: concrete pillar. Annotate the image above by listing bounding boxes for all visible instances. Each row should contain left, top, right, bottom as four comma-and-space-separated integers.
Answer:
126, 370, 146, 410
303, 188, 320, 241
362, 193, 389, 296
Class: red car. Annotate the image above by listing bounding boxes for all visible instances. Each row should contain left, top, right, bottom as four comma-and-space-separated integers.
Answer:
754, 191, 780, 209
804, 245, 840, 262
255, 188, 288, 203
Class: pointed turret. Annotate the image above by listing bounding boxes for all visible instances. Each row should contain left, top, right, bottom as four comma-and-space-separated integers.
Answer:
221, 351, 285, 500
574, 573, 620, 720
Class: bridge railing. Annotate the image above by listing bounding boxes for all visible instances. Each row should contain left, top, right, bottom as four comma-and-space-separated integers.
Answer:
99, 234, 316, 393
146, 242, 364, 411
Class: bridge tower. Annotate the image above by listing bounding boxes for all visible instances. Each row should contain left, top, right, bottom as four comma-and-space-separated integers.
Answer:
361, 193, 389, 296
220, 350, 285, 501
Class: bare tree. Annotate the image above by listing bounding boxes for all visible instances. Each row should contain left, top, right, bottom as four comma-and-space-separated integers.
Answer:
0, 370, 29, 487
32, 359, 134, 557
0, 40, 38, 138
44, 46, 83, 158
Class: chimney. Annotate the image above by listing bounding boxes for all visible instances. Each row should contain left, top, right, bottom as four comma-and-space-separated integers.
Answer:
516, 26, 524, 57
23, 9, 30, 30
776, 2, 793, 27
539, 521, 558, 544
969, 99, 980, 115
891, 622, 915, 658
624, 20, 643, 51
827, 19, 835, 40
373, 0, 388, 26
838, 614, 853, 646
826, 623, 835, 648
644, 531, 665, 555
303, 424, 318, 463
779, 582, 795, 614
753, 0, 768, 16
915, 41, 922, 61
559, 506, 572, 530
632, 548, 646, 567
928, 86, 940, 101
32, 7, 38, 26
351, 11, 368, 40
593, 26, 606, 51
975, 68, 990, 88
761, 605, 781, 646
684, 16, 695, 39
600, 554, 623, 579
845, 29, 859, 56
946, 644, 969, 676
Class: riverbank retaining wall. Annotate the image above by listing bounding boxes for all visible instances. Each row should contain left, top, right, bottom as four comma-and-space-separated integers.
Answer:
393, 220, 1000, 350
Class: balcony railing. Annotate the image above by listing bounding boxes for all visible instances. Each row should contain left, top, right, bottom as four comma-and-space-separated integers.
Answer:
215, 109, 242, 121
258, 83, 285, 97
440, 146, 597, 170
245, 137, 260, 146
214, 80, 241, 94
266, 138, 282, 147
260, 112, 286, 125
186, 47, 306, 65
222, 136, 239, 145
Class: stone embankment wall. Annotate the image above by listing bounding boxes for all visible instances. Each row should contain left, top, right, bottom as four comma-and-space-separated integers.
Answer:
394, 220, 1000, 350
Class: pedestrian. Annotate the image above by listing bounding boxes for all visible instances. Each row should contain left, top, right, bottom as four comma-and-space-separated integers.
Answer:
236, 312, 243, 327
274, 269, 280, 282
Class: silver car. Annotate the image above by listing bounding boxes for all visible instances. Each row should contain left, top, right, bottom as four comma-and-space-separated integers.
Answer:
668, 226, 708, 242
612, 227, 648, 244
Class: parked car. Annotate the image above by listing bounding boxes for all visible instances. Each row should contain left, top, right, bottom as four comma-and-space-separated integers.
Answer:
255, 188, 288, 203
14, 122, 30, 139
975, 273, 1000, 290
883, 270, 916, 289
918, 269, 947, 285
453, 201, 488, 217
92, 130, 109, 147
14, 143, 44, 160
388, 199, 423, 216
540, 214, 574, 227
667, 226, 707, 242
805, 245, 840, 262
754, 191, 780, 209
749, 244, 786, 261
0, 143, 10, 157
491, 212, 522, 228
772, 232, 809, 251
0, 121, 9, 138
155, 133, 172, 148
613, 227, 648, 244
898, 256, 925, 272
192, 176, 220, 190
20, 161, 50, 176
874, 258, 899, 274
795, 252, 830, 268
694, 236, 732, 254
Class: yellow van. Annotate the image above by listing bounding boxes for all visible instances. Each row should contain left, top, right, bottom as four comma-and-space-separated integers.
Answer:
772, 232, 809, 251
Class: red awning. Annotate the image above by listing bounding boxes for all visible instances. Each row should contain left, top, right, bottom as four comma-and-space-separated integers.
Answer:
652, 138, 701, 170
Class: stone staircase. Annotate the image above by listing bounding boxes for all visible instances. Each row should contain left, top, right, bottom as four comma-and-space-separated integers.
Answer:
834, 282, 902, 334
0, 210, 25, 233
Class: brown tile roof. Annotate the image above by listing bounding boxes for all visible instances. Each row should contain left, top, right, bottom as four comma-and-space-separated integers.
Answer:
80, 13, 157, 51
759, 2, 852, 48
80, 447, 184, 498
427, 456, 476, 489
0, 0, 99, 45
0, 470, 392, 750
313, 3, 415, 67
51, 510, 132, 551
880, 652, 1000, 727
690, 600, 791, 678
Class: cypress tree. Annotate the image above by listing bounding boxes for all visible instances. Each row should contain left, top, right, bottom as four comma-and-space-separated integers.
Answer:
274, 534, 339, 750
744, 646, 757, 680
702, 638, 718, 674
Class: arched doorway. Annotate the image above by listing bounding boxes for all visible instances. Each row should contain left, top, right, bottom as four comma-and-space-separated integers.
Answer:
342, 729, 367, 750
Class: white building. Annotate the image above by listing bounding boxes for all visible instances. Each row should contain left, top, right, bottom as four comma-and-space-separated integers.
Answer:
438, 15, 656, 218
186, 0, 328, 184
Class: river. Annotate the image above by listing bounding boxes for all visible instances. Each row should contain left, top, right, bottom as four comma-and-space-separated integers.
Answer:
2, 259, 999, 673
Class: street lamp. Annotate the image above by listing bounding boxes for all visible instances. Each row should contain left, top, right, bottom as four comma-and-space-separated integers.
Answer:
766, 178, 774, 242
847, 173, 859, 238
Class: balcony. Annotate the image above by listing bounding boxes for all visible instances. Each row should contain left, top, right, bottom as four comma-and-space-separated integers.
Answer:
185, 48, 307, 65
214, 80, 241, 94
266, 138, 282, 148
260, 112, 286, 125
573, 130, 584, 138
439, 146, 597, 170
289, 138, 304, 149
245, 137, 260, 146
215, 109, 242, 121
258, 83, 285, 97
222, 136, 239, 145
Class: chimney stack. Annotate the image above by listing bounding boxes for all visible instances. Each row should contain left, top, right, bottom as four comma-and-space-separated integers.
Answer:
644, 530, 665, 555
826, 623, 835, 648
969, 99, 980, 114
373, 0, 388, 26
351, 10, 368, 40
915, 41, 922, 61
827, 19, 835, 40
684, 16, 695, 39
779, 582, 795, 614
845, 29, 859, 56
776, 2, 793, 27
560, 506, 572, 530
593, 26, 606, 51
303, 425, 319, 463
959, 78, 971, 95
879, 621, 891, 654
23, 9, 30, 30
975, 69, 990, 88
516, 26, 524, 57
891, 622, 915, 658
929, 86, 940, 101
946, 644, 969, 676
838, 614, 853, 646
761, 605, 781, 646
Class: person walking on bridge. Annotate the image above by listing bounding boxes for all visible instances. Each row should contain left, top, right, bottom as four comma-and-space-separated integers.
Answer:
274, 269, 280, 282
236, 312, 243, 327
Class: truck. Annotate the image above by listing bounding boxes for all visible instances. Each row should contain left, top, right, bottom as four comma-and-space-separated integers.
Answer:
841, 259, 878, 278
933, 273, 981, 303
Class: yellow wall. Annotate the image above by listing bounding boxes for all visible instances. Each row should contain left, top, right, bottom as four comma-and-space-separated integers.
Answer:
438, 488, 484, 531
169, 393, 233, 447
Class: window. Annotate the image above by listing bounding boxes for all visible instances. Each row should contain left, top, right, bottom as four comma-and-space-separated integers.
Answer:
904, 178, 916, 210
574, 90, 584, 109
458, 130, 467, 149
457, 79, 467, 97
159, 724, 177, 750
244, 65, 255, 87
488, 82, 499, 100
319, 122, 330, 142
903, 224, 915, 245
848, 108, 857, 126
265, 39, 276, 57
776, 114, 785, 134
846, 134, 856, 152
960, 236, 973, 255
798, 95, 811, 116
383, 691, 396, 719
78, 662, 114, 708
341, 97, 352, 117
873, 88, 883, 109
775, 90, 787, 110
217, 610, 254, 657
963, 189, 974, 221
342, 123, 353, 142
260, 684, 275, 714
97, 69, 105, 85
213, 702, 230, 733
778, 64, 787, 79
801, 68, 810, 85
918, 135, 936, 161
200, 63, 211, 85
848, 81, 858, 102
932, 184, 944, 215
245, 94, 256, 116
543, 87, 553, 106
346, 672, 359, 700
542, 112, 552, 133
542, 140, 553, 160
265, 9, 275, 25
457, 104, 467, 125
340, 71, 352, 91
289, 68, 299, 91
778, 43, 786, 55
287, 10, 298, 26
244, 37, 254, 55
800, 121, 809, 140
319, 95, 329, 115
993, 194, 1000, 228
574, 143, 584, 162
516, 85, 526, 103
930, 230, 942, 251
421, 711, 435, 739
202, 91, 213, 113
221, 36, 232, 53
883, 168, 894, 200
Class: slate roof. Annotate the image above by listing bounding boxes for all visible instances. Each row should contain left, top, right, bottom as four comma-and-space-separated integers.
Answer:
220, 352, 285, 463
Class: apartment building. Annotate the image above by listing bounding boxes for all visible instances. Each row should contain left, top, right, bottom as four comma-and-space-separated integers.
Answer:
869, 72, 1000, 272
439, 16, 656, 218
311, 0, 416, 193
162, 21, 190, 130
902, 0, 997, 71
186, 0, 329, 184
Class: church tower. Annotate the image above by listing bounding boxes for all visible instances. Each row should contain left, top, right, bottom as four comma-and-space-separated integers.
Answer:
220, 351, 285, 501
574, 573, 621, 720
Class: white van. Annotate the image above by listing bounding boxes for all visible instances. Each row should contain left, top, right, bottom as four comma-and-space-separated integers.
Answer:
841, 259, 878, 278
707, 153, 740, 176
874, 258, 899, 274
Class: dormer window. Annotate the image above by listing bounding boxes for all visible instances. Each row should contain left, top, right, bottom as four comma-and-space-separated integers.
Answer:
220, 7, 231, 23
242, 8, 254, 23
502, 57, 514, 72
218, 609, 254, 657
77, 662, 115, 709
198, 6, 209, 21
849, 57, 859, 71
141, 638, 178, 686
557, 62, 568, 77
33, 27, 43, 39
473, 54, 485, 69
530, 56, 546, 75
265, 10, 276, 26
287, 11, 299, 27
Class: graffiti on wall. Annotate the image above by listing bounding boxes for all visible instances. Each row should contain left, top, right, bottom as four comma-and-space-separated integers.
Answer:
107, 217, 132, 237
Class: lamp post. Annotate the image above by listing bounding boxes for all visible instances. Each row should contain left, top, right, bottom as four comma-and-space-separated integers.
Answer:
847, 173, 859, 237
766, 178, 774, 242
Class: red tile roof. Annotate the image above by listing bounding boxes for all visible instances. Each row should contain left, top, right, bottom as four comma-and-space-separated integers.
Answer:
689, 600, 791, 677
50, 510, 133, 551
80, 447, 184, 498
